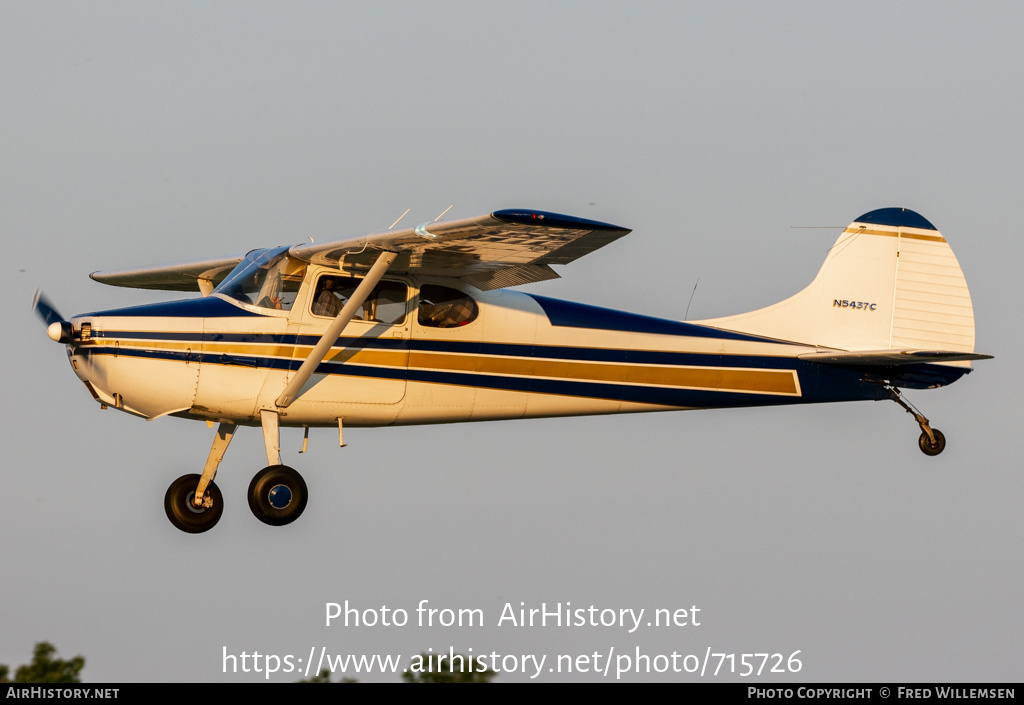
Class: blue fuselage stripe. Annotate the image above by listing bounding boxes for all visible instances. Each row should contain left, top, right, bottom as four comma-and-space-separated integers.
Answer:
90, 330, 805, 369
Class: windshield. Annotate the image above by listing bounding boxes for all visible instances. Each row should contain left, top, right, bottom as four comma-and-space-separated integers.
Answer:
214, 247, 307, 311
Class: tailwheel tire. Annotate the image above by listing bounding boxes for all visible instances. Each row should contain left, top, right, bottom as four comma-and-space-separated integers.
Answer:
248, 465, 308, 526
164, 474, 223, 533
918, 429, 946, 456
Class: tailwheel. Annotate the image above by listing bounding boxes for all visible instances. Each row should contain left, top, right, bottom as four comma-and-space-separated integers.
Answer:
165, 473, 224, 533
888, 385, 946, 457
918, 429, 946, 456
248, 465, 308, 526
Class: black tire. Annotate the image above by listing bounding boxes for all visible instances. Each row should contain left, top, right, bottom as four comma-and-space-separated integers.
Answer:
164, 474, 223, 533
248, 465, 308, 526
918, 429, 946, 456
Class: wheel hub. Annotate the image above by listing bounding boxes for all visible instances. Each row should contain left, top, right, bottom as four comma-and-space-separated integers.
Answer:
267, 484, 292, 509
186, 493, 207, 514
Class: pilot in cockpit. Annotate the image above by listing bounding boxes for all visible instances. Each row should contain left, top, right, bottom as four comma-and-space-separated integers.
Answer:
255, 269, 283, 309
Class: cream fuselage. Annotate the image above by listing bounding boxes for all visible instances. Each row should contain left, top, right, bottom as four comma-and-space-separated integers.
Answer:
64, 264, 929, 430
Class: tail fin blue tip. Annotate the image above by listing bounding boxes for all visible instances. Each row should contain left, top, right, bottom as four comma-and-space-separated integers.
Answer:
855, 208, 936, 231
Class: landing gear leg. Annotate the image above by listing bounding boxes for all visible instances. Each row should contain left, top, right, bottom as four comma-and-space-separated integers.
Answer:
260, 409, 281, 466
888, 386, 946, 456
196, 422, 236, 505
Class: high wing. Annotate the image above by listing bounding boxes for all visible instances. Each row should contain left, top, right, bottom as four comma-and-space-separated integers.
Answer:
90, 256, 244, 294
288, 209, 630, 290
89, 210, 630, 293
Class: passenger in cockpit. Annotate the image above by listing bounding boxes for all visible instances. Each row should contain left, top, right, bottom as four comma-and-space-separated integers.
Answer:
312, 277, 345, 317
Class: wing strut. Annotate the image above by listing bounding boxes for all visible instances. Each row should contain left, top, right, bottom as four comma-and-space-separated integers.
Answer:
275, 250, 397, 409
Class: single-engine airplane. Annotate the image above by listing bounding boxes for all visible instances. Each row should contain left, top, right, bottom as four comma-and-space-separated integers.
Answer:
34, 207, 991, 533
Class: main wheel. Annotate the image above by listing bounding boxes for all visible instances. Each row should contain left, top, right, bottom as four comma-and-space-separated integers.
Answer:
164, 474, 224, 533
918, 429, 946, 456
248, 465, 308, 526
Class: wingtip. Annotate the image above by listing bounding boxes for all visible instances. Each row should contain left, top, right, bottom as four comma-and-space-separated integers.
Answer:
492, 209, 630, 232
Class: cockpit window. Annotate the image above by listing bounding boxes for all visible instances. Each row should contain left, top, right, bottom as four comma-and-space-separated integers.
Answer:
418, 284, 478, 328
310, 274, 407, 324
214, 247, 307, 311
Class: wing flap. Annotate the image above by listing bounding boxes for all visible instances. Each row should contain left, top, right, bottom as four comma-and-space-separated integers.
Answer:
461, 263, 560, 291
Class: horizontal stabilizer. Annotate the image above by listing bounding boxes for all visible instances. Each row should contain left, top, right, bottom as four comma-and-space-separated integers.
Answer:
799, 349, 994, 366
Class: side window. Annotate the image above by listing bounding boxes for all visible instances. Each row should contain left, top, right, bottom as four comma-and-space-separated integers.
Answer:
418, 284, 478, 328
311, 275, 407, 324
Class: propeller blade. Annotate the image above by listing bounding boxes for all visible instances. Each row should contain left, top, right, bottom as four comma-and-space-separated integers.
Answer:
33, 289, 65, 327
33, 290, 74, 344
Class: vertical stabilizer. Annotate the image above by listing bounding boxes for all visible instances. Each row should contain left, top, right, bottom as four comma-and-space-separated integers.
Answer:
696, 208, 977, 354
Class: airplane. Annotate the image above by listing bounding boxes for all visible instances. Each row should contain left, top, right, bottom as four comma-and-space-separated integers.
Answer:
34, 207, 992, 533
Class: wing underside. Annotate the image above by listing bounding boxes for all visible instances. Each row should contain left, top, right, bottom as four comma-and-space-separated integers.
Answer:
288, 209, 630, 290
89, 209, 630, 293
90, 256, 244, 292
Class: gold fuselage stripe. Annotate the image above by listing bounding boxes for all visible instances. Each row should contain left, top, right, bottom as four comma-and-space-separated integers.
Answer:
409, 351, 798, 395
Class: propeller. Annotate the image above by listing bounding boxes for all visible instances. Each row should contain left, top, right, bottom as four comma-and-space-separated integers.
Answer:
33, 289, 73, 344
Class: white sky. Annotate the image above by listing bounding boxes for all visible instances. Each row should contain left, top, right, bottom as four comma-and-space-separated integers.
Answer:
2, 1, 1020, 682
